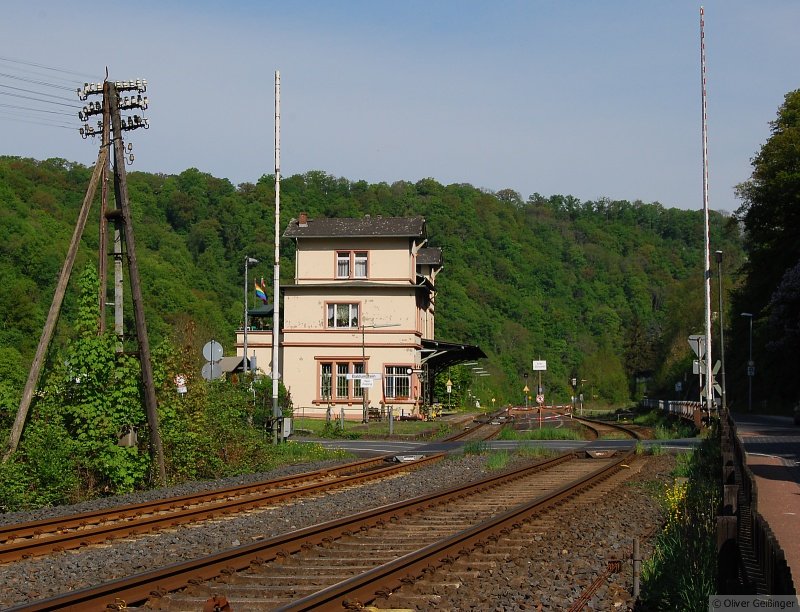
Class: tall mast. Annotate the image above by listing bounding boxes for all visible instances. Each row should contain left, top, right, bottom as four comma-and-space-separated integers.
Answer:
700, 7, 713, 413
272, 70, 282, 444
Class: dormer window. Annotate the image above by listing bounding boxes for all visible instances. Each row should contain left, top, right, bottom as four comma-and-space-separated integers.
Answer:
336, 250, 369, 279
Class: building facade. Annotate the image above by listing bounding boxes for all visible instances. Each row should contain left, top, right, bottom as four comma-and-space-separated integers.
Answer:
237, 213, 462, 420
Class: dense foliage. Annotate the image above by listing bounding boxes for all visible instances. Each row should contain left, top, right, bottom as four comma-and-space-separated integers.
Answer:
0, 263, 333, 511
731, 89, 800, 410
0, 156, 742, 418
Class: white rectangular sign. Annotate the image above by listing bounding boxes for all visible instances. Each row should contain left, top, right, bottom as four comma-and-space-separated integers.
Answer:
346, 373, 382, 380
532, 360, 547, 371
359, 378, 374, 388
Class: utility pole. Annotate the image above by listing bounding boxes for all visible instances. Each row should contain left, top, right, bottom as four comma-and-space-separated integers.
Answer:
78, 78, 164, 482
271, 70, 282, 445
5, 76, 164, 484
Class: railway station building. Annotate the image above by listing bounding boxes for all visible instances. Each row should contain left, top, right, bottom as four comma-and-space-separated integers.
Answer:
235, 213, 484, 420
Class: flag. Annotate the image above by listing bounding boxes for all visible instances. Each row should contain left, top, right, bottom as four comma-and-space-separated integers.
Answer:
254, 280, 268, 304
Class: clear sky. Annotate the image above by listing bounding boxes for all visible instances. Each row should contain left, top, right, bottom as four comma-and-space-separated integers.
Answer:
1, 1, 798, 212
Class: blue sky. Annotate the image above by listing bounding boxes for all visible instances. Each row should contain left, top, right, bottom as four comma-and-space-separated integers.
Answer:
2, 1, 798, 212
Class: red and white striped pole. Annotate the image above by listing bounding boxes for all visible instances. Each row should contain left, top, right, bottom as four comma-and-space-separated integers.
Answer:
700, 7, 714, 414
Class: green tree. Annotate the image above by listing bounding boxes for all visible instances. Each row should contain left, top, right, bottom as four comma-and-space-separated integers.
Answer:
732, 89, 800, 407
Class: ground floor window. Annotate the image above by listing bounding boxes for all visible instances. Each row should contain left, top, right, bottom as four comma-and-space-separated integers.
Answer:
319, 360, 365, 401
384, 365, 410, 399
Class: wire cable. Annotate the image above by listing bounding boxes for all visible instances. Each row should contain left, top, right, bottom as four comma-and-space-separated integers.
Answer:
0, 70, 77, 92
0, 55, 98, 80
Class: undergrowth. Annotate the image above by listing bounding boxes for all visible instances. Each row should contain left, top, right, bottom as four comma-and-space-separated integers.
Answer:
637, 422, 720, 611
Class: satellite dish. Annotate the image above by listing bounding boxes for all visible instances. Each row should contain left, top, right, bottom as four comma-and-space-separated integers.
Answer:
203, 340, 223, 362
201, 362, 222, 381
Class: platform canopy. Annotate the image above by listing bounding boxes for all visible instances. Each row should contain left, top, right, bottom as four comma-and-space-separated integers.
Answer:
421, 339, 486, 370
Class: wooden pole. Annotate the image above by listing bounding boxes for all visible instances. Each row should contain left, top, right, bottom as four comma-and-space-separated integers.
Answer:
108, 81, 165, 484
3, 147, 108, 460
98, 82, 112, 334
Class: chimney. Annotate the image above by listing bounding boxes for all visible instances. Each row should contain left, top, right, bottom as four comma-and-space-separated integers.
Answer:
299, 212, 308, 227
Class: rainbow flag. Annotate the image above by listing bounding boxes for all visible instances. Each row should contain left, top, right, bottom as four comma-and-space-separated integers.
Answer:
254, 280, 268, 304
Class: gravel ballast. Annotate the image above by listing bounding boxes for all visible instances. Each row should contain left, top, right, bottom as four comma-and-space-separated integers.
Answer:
0, 452, 673, 609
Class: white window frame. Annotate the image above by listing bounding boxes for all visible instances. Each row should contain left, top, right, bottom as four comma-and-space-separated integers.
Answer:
384, 365, 411, 399
336, 252, 350, 278
319, 360, 365, 401
336, 250, 369, 279
354, 251, 368, 278
327, 303, 359, 329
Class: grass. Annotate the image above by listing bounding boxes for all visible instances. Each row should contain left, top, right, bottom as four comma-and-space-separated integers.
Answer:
638, 423, 720, 611
497, 425, 583, 441
467, 444, 558, 470
485, 451, 510, 470
635, 409, 698, 439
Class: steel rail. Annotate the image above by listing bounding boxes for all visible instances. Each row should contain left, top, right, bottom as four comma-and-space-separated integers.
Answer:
8, 452, 578, 611
0, 455, 394, 543
571, 416, 642, 441
277, 448, 636, 611
0, 454, 444, 563
443, 410, 509, 442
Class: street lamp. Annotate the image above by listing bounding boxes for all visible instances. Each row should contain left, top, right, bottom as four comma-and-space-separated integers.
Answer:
360, 321, 400, 423
243, 256, 259, 373
715, 251, 727, 411
741, 312, 754, 412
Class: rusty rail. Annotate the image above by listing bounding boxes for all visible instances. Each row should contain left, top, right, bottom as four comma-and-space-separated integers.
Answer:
8, 452, 581, 611
0, 454, 443, 563
278, 449, 635, 611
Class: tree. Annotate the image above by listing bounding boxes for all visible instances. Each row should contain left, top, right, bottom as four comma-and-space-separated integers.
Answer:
732, 90, 800, 407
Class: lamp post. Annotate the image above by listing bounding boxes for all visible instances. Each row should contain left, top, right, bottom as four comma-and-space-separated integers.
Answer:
243, 256, 259, 373
360, 322, 400, 423
741, 312, 754, 412
715, 251, 727, 411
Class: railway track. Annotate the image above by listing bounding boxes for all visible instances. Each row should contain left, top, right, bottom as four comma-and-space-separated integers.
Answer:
0, 454, 443, 564
10, 447, 636, 611
443, 410, 510, 442
570, 416, 642, 441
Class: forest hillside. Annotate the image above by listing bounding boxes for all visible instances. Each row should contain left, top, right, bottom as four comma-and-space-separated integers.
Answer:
0, 156, 743, 411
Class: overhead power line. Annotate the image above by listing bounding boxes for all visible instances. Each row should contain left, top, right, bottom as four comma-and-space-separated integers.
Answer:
0, 113, 75, 130
0, 83, 81, 105
0, 55, 98, 80
0, 70, 77, 92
